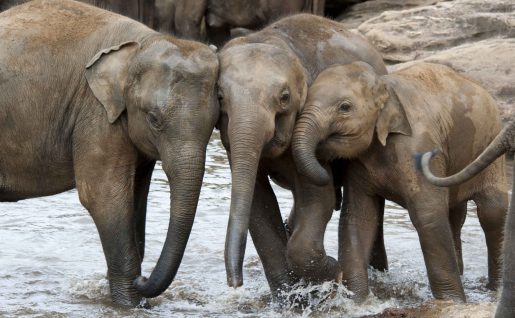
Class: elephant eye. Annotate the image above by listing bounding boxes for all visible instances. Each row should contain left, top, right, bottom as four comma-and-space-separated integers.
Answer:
338, 100, 352, 112
147, 111, 162, 130
279, 89, 290, 106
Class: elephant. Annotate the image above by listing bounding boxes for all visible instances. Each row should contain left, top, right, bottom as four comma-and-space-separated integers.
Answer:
154, 0, 206, 39
156, 0, 325, 45
216, 13, 388, 298
292, 61, 508, 302
85, 0, 157, 28
0, 0, 156, 27
0, 0, 218, 307
417, 118, 515, 317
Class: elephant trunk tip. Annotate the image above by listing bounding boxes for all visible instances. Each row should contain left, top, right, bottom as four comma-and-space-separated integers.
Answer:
227, 273, 243, 288
298, 163, 331, 186
413, 149, 438, 172
133, 276, 159, 298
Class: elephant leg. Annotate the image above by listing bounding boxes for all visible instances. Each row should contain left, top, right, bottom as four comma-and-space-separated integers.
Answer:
369, 198, 388, 272
449, 202, 467, 275
74, 152, 142, 307
474, 187, 508, 290
249, 172, 295, 299
496, 168, 515, 318
286, 173, 339, 283
408, 194, 465, 301
133, 160, 155, 262
339, 186, 381, 301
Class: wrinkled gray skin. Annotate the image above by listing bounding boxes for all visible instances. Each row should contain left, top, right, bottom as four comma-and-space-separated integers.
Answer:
417, 118, 515, 317
156, 0, 325, 45
217, 14, 388, 297
292, 62, 508, 302
0, 0, 218, 306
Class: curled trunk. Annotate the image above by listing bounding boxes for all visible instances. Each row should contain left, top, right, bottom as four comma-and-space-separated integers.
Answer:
134, 145, 206, 298
418, 123, 512, 187
292, 111, 330, 186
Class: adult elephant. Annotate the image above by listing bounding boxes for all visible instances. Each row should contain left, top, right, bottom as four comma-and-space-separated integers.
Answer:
0, 0, 156, 27
156, 0, 325, 45
0, 0, 218, 307
217, 14, 388, 297
292, 61, 508, 302
86, 0, 156, 28
417, 118, 515, 317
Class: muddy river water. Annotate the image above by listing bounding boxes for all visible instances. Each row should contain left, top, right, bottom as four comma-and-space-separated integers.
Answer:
0, 132, 511, 317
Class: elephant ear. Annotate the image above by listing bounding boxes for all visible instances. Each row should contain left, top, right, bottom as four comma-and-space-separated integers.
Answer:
85, 41, 140, 124
375, 76, 412, 146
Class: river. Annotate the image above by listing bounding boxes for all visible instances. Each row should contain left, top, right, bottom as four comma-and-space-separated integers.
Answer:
0, 132, 510, 317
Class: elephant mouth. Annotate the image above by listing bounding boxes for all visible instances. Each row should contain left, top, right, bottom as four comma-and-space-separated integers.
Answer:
326, 131, 361, 143
317, 132, 364, 160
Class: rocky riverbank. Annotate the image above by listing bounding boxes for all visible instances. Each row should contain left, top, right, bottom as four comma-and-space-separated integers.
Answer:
341, 0, 514, 121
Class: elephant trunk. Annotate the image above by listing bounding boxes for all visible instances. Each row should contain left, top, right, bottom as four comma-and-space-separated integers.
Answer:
417, 123, 513, 187
292, 110, 330, 186
134, 143, 206, 298
225, 118, 267, 287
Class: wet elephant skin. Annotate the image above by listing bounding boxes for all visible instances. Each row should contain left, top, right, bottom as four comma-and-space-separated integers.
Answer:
293, 61, 508, 302
0, 0, 219, 307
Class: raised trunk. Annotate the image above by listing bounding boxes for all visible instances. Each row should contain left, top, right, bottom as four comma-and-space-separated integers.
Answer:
134, 144, 205, 298
225, 119, 266, 287
418, 124, 511, 187
292, 111, 330, 186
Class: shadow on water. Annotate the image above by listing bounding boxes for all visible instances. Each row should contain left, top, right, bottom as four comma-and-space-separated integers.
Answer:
0, 132, 509, 317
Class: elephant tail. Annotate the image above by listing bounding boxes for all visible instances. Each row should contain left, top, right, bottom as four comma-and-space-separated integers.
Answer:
415, 123, 512, 187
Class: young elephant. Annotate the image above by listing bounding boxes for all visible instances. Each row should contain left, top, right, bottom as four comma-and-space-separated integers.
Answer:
0, 0, 218, 306
217, 14, 388, 296
292, 61, 508, 302
417, 118, 515, 317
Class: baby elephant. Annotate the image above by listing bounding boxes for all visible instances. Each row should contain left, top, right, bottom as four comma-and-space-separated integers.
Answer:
292, 62, 508, 302
418, 118, 515, 317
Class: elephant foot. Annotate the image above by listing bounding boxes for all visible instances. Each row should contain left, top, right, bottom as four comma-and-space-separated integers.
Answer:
341, 273, 369, 303
109, 276, 145, 307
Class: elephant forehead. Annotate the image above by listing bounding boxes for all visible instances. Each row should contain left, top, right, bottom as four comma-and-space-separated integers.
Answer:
220, 43, 293, 68
142, 41, 218, 78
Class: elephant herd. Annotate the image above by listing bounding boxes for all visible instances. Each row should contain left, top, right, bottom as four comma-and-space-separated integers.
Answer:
0, 0, 513, 317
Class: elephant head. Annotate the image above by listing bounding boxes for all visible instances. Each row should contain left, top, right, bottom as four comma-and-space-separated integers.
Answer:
85, 38, 219, 297
217, 42, 308, 287
292, 62, 411, 185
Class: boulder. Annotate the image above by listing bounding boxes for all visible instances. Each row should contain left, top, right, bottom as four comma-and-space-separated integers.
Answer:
393, 38, 515, 121
339, 0, 442, 29
357, 0, 515, 63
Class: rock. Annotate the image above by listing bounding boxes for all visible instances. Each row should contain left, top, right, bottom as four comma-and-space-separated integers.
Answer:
358, 0, 515, 63
393, 38, 515, 121
352, 0, 515, 121
339, 0, 442, 29
362, 300, 496, 318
